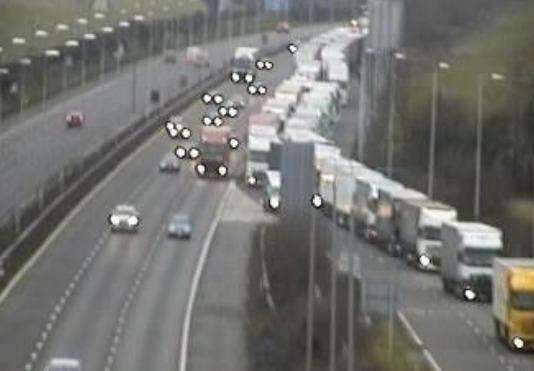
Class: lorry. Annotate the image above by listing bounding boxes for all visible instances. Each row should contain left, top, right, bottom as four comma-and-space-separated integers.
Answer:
351, 169, 386, 237
196, 126, 231, 178
375, 187, 427, 255
441, 221, 503, 301
262, 97, 294, 125
493, 258, 534, 350
246, 112, 281, 187
325, 60, 350, 106
397, 199, 458, 271
232, 47, 259, 77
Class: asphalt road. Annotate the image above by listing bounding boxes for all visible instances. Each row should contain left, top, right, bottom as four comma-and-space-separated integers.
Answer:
0, 25, 328, 220
0, 28, 317, 371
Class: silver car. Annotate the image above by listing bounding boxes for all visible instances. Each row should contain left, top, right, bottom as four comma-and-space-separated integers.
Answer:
167, 213, 192, 239
109, 205, 140, 232
44, 358, 81, 371
159, 153, 181, 172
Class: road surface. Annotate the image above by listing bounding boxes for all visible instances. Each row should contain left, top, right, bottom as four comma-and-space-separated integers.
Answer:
0, 29, 319, 371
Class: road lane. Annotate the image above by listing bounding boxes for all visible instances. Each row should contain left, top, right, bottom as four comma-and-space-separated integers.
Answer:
0, 29, 316, 370
0, 25, 328, 218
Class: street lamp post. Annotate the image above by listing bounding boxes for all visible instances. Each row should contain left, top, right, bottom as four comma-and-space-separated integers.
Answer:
386, 52, 405, 178
100, 26, 114, 81
118, 21, 131, 73
42, 49, 61, 111
82, 33, 96, 88
474, 72, 505, 219
427, 61, 450, 198
132, 14, 146, 114
64, 40, 79, 91
0, 67, 8, 126
18, 57, 31, 115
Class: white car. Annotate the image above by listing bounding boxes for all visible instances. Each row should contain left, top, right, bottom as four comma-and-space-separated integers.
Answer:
44, 358, 81, 371
109, 205, 140, 232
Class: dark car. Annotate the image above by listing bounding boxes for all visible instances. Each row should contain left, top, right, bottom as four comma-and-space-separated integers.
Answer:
159, 153, 181, 172
167, 213, 192, 239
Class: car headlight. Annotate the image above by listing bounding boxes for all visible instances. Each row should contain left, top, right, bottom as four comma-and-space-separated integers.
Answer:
218, 165, 227, 176
128, 216, 139, 226
463, 287, 476, 301
419, 254, 431, 267
269, 196, 280, 209
196, 164, 206, 175
513, 336, 525, 349
110, 215, 120, 226
247, 176, 257, 185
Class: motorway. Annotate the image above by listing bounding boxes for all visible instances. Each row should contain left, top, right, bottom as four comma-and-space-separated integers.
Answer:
0, 25, 327, 219
0, 27, 323, 370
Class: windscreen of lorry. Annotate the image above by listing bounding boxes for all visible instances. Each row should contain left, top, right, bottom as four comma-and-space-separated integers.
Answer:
459, 248, 502, 267
249, 150, 269, 163
234, 58, 251, 70
202, 145, 225, 159
420, 226, 442, 240
511, 292, 534, 311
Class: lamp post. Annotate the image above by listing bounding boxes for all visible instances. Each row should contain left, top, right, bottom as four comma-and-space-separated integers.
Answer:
64, 39, 79, 90
82, 33, 96, 87
0, 67, 8, 125
386, 51, 405, 178
42, 49, 61, 111
132, 14, 146, 114
100, 26, 114, 81
427, 61, 450, 198
18, 57, 31, 115
117, 21, 131, 73
474, 72, 505, 219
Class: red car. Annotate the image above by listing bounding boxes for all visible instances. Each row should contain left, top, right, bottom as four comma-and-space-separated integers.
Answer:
66, 112, 85, 128
276, 21, 290, 34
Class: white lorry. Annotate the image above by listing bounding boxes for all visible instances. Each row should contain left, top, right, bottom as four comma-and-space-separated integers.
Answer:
397, 199, 458, 271
246, 112, 280, 187
441, 221, 503, 301
232, 47, 259, 76
351, 169, 386, 237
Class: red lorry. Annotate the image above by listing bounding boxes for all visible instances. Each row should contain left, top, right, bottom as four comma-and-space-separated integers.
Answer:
196, 126, 231, 178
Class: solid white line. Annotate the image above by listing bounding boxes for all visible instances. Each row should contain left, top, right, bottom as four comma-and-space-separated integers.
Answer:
179, 182, 233, 371
423, 349, 443, 371
0, 126, 164, 306
397, 310, 423, 347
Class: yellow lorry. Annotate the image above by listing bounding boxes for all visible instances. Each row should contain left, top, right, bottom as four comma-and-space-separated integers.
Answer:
493, 258, 534, 350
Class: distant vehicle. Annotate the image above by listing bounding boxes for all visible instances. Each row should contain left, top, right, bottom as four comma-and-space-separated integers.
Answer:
150, 89, 160, 104
164, 50, 177, 64
66, 111, 84, 128
441, 221, 503, 301
263, 170, 281, 212
229, 94, 247, 108
159, 153, 181, 172
167, 213, 192, 239
276, 21, 290, 33
493, 258, 534, 350
186, 46, 210, 67
44, 358, 81, 371
397, 199, 458, 271
196, 126, 231, 178
246, 112, 281, 187
232, 47, 259, 77
109, 205, 140, 232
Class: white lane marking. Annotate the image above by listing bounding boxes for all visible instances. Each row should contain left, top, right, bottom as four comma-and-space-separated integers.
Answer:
397, 310, 423, 347
179, 182, 233, 371
0, 120, 163, 306
423, 349, 443, 371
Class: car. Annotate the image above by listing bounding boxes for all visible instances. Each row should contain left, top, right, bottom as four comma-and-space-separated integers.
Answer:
167, 213, 192, 239
44, 358, 81, 371
186, 46, 210, 67
164, 51, 177, 64
66, 111, 84, 128
276, 21, 290, 33
229, 94, 247, 109
159, 153, 181, 172
109, 205, 140, 232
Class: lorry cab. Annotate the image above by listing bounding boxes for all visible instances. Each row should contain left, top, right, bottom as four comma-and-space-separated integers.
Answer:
493, 258, 534, 350
441, 221, 503, 301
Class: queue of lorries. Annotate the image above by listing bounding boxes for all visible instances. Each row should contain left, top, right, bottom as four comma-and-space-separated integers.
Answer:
243, 25, 534, 351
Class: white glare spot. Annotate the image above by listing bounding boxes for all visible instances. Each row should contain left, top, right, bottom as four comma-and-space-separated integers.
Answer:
189, 147, 200, 159
213, 94, 224, 105
228, 106, 238, 118
265, 61, 274, 70
228, 137, 240, 149
175, 146, 187, 159
255, 60, 265, 70
244, 73, 254, 84
247, 85, 258, 95
180, 128, 191, 139
288, 43, 298, 54
258, 85, 267, 95
213, 116, 223, 127
202, 116, 212, 126
218, 106, 228, 117
230, 72, 240, 83
201, 93, 212, 104
311, 193, 323, 208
